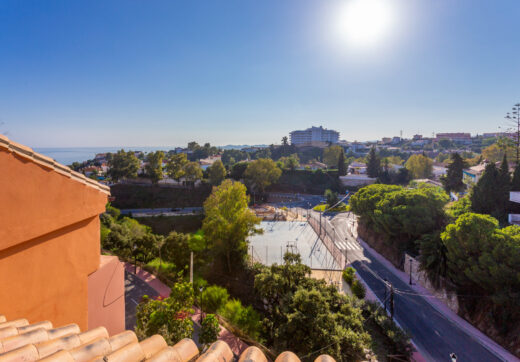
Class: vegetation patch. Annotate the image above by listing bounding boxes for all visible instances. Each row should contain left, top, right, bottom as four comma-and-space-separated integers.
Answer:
135, 214, 204, 235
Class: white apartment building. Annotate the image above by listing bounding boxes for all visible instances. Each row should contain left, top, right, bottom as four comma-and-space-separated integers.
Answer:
289, 126, 339, 147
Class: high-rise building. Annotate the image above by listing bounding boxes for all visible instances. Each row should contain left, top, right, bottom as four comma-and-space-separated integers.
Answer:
289, 126, 339, 147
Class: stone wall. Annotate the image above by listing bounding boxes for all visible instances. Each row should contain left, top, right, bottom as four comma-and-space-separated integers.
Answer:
404, 253, 459, 313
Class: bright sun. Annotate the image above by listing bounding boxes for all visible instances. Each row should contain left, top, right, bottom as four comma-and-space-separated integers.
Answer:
334, 0, 396, 49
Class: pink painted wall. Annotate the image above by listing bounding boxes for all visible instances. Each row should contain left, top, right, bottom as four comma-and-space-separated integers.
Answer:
88, 255, 126, 335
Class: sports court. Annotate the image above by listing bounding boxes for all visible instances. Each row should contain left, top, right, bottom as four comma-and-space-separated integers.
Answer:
248, 221, 341, 270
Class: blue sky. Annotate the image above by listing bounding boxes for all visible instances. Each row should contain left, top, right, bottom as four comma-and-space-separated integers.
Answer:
1, 0, 519, 147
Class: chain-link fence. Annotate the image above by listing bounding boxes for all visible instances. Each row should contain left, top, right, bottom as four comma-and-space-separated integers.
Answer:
291, 207, 346, 270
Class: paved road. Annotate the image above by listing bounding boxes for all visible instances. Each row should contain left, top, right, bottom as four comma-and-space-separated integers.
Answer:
125, 271, 159, 329
120, 207, 203, 216
327, 212, 508, 362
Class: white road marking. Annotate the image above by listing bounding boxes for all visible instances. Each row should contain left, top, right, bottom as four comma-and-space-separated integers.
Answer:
130, 298, 139, 305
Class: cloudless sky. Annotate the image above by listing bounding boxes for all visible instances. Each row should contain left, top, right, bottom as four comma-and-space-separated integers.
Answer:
1, 0, 520, 147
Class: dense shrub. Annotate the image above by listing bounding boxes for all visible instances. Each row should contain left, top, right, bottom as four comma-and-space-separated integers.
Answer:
351, 280, 366, 299
199, 314, 220, 345
342, 267, 355, 285
363, 302, 413, 359
202, 285, 229, 314
218, 299, 261, 339
135, 282, 194, 345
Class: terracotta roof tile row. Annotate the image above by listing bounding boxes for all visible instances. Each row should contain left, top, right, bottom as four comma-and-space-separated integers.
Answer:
0, 314, 336, 362
0, 134, 110, 195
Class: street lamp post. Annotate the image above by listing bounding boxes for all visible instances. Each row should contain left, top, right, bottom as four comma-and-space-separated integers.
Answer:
199, 286, 204, 323
409, 258, 413, 285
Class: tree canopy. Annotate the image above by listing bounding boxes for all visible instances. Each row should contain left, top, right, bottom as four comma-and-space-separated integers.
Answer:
350, 184, 449, 252
441, 153, 466, 193
366, 147, 380, 178
470, 162, 510, 223
166, 153, 188, 180
107, 149, 140, 182
442, 213, 520, 328
323, 146, 344, 168
405, 154, 433, 179
208, 159, 226, 185
202, 180, 261, 273
337, 149, 347, 176
145, 151, 164, 184
244, 158, 282, 193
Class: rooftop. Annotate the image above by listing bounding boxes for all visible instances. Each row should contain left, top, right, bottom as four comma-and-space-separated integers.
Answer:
0, 314, 336, 362
0, 134, 110, 195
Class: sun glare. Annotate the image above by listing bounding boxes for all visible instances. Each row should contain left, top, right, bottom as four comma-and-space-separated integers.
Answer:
334, 0, 396, 49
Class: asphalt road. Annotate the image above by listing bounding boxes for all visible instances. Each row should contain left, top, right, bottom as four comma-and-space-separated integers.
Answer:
327, 213, 507, 362
125, 271, 159, 329
120, 207, 203, 216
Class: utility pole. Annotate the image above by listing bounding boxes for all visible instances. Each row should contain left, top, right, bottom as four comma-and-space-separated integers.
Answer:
319, 212, 322, 236
190, 252, 193, 284
344, 237, 348, 265
390, 283, 395, 320
383, 278, 388, 312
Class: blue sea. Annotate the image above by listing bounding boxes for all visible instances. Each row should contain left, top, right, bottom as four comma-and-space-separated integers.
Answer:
33, 147, 173, 165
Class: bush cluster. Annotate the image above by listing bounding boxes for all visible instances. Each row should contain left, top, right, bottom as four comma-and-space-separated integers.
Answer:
342, 267, 366, 299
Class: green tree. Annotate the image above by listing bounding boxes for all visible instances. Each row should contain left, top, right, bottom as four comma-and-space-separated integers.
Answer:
471, 162, 509, 222
324, 189, 339, 208
202, 180, 261, 273
166, 153, 188, 180
445, 196, 472, 221
161, 231, 191, 273
183, 161, 203, 184
208, 159, 226, 186
323, 145, 344, 168
107, 149, 140, 182
441, 153, 466, 193
511, 163, 520, 191
405, 154, 433, 179
254, 253, 372, 360
497, 154, 511, 220
199, 314, 220, 345
278, 154, 300, 171
135, 282, 194, 345
366, 147, 380, 178
145, 151, 164, 185
337, 149, 347, 176
442, 213, 520, 328
350, 184, 449, 252
244, 158, 282, 193
417, 232, 447, 288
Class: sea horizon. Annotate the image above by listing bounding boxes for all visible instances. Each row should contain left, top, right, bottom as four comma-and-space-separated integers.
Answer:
34, 144, 268, 165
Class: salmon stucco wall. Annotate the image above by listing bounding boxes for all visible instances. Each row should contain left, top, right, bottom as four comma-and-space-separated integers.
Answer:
0, 217, 101, 330
88, 255, 126, 335
0, 140, 123, 332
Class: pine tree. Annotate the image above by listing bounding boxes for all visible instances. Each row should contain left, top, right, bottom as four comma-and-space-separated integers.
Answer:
337, 150, 347, 176
366, 147, 380, 178
497, 154, 511, 221
442, 153, 466, 193
512, 164, 520, 191
471, 163, 499, 216
471, 161, 510, 223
